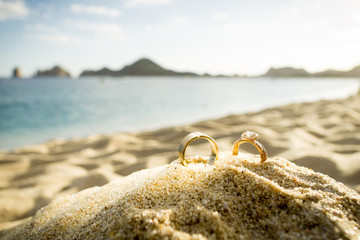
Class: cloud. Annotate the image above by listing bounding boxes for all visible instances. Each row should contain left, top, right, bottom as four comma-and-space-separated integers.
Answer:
36, 33, 81, 45
213, 12, 230, 21
26, 21, 127, 45
74, 22, 127, 41
145, 15, 189, 33
352, 13, 360, 23
171, 16, 189, 25
26, 23, 55, 32
144, 24, 168, 33
26, 24, 81, 45
293, 0, 324, 8
29, 3, 54, 20
70, 4, 120, 18
123, 0, 172, 8
223, 23, 254, 33
0, 0, 29, 21
42, 13, 52, 20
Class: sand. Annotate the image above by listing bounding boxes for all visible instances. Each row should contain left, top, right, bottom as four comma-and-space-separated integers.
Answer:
2, 153, 360, 239
0, 92, 360, 238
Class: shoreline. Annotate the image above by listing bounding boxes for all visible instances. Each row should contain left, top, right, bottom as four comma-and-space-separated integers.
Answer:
0, 92, 360, 230
1, 88, 359, 151
1, 77, 359, 150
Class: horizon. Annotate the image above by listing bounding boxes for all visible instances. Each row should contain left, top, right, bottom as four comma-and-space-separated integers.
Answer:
1, 0, 360, 78
7, 56, 360, 79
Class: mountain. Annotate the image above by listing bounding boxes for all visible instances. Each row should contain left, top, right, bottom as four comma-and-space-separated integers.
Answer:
262, 67, 311, 78
312, 69, 345, 78
120, 58, 172, 76
313, 65, 360, 78
36, 66, 71, 78
348, 65, 360, 77
81, 67, 114, 77
80, 58, 199, 77
262, 65, 360, 78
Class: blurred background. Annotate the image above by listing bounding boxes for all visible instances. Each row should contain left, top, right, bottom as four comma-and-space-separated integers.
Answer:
0, 0, 360, 230
0, 0, 359, 149
1, 0, 360, 77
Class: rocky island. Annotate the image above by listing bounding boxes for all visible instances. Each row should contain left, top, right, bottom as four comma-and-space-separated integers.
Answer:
12, 67, 22, 78
313, 65, 360, 78
262, 67, 310, 78
261, 65, 360, 78
36, 66, 71, 78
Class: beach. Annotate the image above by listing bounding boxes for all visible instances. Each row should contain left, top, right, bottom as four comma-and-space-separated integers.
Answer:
1, 92, 360, 234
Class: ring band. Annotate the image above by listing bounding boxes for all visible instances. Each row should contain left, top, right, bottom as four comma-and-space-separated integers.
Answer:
232, 131, 268, 163
178, 132, 219, 166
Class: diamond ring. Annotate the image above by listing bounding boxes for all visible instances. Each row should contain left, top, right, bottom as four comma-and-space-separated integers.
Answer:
232, 131, 268, 163
178, 132, 219, 166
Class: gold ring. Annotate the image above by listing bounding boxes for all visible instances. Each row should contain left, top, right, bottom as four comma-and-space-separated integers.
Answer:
178, 132, 219, 166
232, 131, 268, 163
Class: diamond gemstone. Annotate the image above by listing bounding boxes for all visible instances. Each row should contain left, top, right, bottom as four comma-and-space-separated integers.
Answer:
241, 131, 259, 140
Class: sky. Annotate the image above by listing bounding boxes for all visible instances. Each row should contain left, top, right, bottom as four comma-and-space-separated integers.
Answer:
1, 0, 360, 77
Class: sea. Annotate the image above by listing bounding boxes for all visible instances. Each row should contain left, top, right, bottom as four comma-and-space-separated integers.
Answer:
0, 77, 359, 150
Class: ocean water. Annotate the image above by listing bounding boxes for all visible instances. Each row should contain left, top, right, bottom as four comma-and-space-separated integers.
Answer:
0, 77, 359, 150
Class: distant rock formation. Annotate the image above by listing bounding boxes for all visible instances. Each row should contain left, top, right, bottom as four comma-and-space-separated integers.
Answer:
313, 65, 360, 78
262, 67, 310, 78
262, 65, 360, 78
12, 67, 21, 78
36, 66, 71, 78
81, 67, 113, 77
80, 58, 199, 77
120, 58, 174, 76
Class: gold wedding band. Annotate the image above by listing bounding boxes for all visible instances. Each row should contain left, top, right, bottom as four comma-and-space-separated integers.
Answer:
178, 132, 219, 166
232, 131, 268, 163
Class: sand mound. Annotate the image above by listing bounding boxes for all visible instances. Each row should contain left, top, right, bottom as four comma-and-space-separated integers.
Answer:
3, 153, 360, 240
